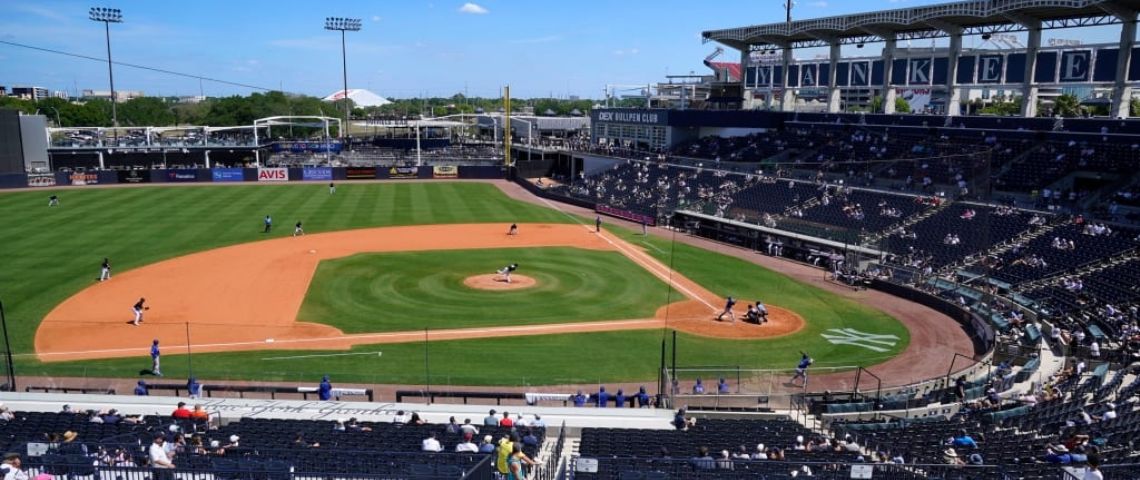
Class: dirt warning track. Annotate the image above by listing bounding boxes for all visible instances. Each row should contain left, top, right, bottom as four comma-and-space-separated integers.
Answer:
35, 223, 804, 362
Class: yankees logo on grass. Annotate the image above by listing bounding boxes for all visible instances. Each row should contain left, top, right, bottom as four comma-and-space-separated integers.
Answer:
820, 328, 900, 352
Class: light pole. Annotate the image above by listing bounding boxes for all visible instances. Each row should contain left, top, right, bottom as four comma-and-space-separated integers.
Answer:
89, 7, 122, 129
324, 17, 361, 145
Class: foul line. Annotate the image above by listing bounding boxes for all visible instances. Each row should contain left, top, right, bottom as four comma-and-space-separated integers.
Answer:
262, 351, 383, 361
531, 195, 717, 312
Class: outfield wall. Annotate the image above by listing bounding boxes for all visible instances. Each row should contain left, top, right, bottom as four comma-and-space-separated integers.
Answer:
0, 166, 505, 189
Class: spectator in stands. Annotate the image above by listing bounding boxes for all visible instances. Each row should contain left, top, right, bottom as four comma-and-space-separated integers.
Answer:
767, 447, 784, 461
1085, 455, 1103, 480
1097, 403, 1117, 422
532, 415, 546, 428
672, 408, 696, 431
1043, 444, 1073, 464
409, 412, 426, 426
716, 450, 734, 470
0, 453, 26, 480
751, 444, 767, 460
478, 435, 495, 454
292, 433, 319, 448
445, 417, 460, 434
951, 429, 978, 449
499, 411, 513, 428
191, 405, 208, 421
460, 418, 479, 436
508, 443, 537, 479
455, 432, 478, 453
967, 452, 984, 465
522, 429, 539, 448
495, 434, 517, 477
421, 432, 443, 452
318, 375, 333, 401
636, 386, 651, 408
101, 409, 121, 425
483, 409, 498, 426
149, 434, 175, 470
689, 446, 715, 471
172, 402, 192, 420
942, 448, 963, 465
392, 410, 409, 424
595, 386, 609, 407
134, 380, 149, 396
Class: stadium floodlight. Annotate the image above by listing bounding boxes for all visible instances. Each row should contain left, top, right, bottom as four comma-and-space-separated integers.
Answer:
324, 16, 362, 144
89, 7, 124, 129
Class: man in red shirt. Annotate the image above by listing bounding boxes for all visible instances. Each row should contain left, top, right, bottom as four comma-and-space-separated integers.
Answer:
499, 411, 514, 428
172, 402, 192, 420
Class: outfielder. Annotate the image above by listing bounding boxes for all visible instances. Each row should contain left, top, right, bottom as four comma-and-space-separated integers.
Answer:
496, 263, 519, 283
716, 296, 737, 322
131, 297, 148, 326
329, 182, 336, 194
791, 351, 813, 387
99, 257, 111, 282
48, 195, 60, 207
263, 215, 272, 233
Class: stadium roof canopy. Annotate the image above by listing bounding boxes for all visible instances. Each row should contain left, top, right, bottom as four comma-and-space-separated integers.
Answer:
322, 89, 392, 107
703, 0, 1140, 51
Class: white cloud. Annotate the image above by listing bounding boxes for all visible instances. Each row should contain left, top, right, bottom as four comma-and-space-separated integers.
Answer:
371, 15, 381, 22
612, 48, 639, 56
458, 2, 488, 14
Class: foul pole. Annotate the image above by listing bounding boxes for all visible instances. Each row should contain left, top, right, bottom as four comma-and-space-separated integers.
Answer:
504, 86, 511, 168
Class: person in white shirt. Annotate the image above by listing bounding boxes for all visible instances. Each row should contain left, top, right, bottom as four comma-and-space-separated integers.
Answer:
421, 432, 443, 452
1100, 403, 1117, 422
1089, 341, 1100, 358
455, 433, 478, 453
531, 415, 546, 428
1084, 455, 1103, 480
149, 434, 175, 469
1, 452, 29, 480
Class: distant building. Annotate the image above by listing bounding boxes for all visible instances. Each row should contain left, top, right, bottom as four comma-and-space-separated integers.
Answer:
177, 96, 206, 104
82, 89, 145, 102
322, 89, 392, 107
10, 86, 49, 101
0, 86, 6, 96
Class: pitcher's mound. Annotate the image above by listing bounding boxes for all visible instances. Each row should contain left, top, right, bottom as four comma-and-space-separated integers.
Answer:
463, 274, 537, 291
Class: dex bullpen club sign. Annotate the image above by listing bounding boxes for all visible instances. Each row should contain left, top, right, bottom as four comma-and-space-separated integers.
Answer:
257, 167, 289, 182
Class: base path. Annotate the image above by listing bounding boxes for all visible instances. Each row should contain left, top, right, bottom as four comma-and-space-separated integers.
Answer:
36, 223, 803, 362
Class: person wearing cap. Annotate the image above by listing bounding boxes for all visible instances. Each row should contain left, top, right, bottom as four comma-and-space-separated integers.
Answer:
967, 452, 984, 465
495, 433, 516, 476
223, 435, 240, 450
942, 448, 963, 465
187, 378, 201, 399
951, 429, 977, 449
1, 452, 27, 480
595, 386, 609, 408
134, 380, 149, 396
751, 444, 767, 460
1044, 443, 1073, 464
101, 409, 122, 425
635, 386, 651, 408
478, 435, 495, 454
717, 378, 730, 394
483, 409, 498, 426
318, 375, 333, 401
149, 434, 175, 469
455, 432, 478, 453
572, 391, 587, 407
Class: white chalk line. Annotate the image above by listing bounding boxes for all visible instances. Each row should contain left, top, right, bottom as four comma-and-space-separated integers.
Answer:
261, 351, 383, 361
531, 196, 718, 312
24, 319, 667, 359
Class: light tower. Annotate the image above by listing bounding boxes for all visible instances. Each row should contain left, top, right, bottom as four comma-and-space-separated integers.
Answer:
89, 7, 123, 128
324, 17, 362, 142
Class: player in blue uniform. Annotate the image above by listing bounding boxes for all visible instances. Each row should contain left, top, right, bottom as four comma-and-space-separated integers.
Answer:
791, 351, 813, 386
716, 296, 737, 322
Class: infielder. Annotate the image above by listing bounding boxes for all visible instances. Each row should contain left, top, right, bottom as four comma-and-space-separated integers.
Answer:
595, 215, 602, 233
508, 223, 518, 236
99, 257, 111, 282
716, 296, 737, 322
150, 339, 162, 377
496, 263, 519, 283
131, 297, 148, 326
791, 351, 813, 386
293, 221, 305, 237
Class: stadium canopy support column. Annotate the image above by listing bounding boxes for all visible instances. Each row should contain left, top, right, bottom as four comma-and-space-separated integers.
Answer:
740, 48, 751, 109
882, 37, 897, 114
780, 46, 795, 112
1021, 21, 1042, 118
945, 30, 963, 116
97, 151, 105, 170
827, 42, 841, 113
1112, 9, 1138, 118
204, 150, 211, 169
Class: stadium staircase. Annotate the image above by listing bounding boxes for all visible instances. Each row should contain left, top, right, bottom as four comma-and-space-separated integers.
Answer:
941, 220, 1059, 278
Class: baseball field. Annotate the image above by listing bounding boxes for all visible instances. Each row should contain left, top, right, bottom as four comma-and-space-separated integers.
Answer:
0, 181, 918, 388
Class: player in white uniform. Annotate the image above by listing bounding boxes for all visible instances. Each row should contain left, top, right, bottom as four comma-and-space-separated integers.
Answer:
100, 258, 111, 282
496, 264, 519, 283
293, 221, 305, 237
131, 298, 147, 326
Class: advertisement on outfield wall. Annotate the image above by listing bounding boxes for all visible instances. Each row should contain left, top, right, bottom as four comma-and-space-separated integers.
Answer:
27, 173, 55, 187
69, 172, 99, 186
432, 166, 458, 178
165, 169, 199, 182
388, 166, 418, 179
302, 167, 333, 181
118, 170, 151, 184
597, 204, 656, 226
346, 167, 375, 179
257, 167, 289, 182
212, 168, 245, 182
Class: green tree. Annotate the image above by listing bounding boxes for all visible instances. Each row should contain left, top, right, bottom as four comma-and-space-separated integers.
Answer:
868, 96, 883, 112
894, 97, 911, 114
1129, 97, 1140, 117
1053, 93, 1082, 118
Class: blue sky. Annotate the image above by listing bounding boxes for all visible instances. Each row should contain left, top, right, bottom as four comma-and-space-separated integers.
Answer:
0, 0, 1131, 99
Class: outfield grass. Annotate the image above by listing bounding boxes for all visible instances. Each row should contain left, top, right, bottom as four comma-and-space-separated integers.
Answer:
299, 247, 672, 332
0, 182, 909, 385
